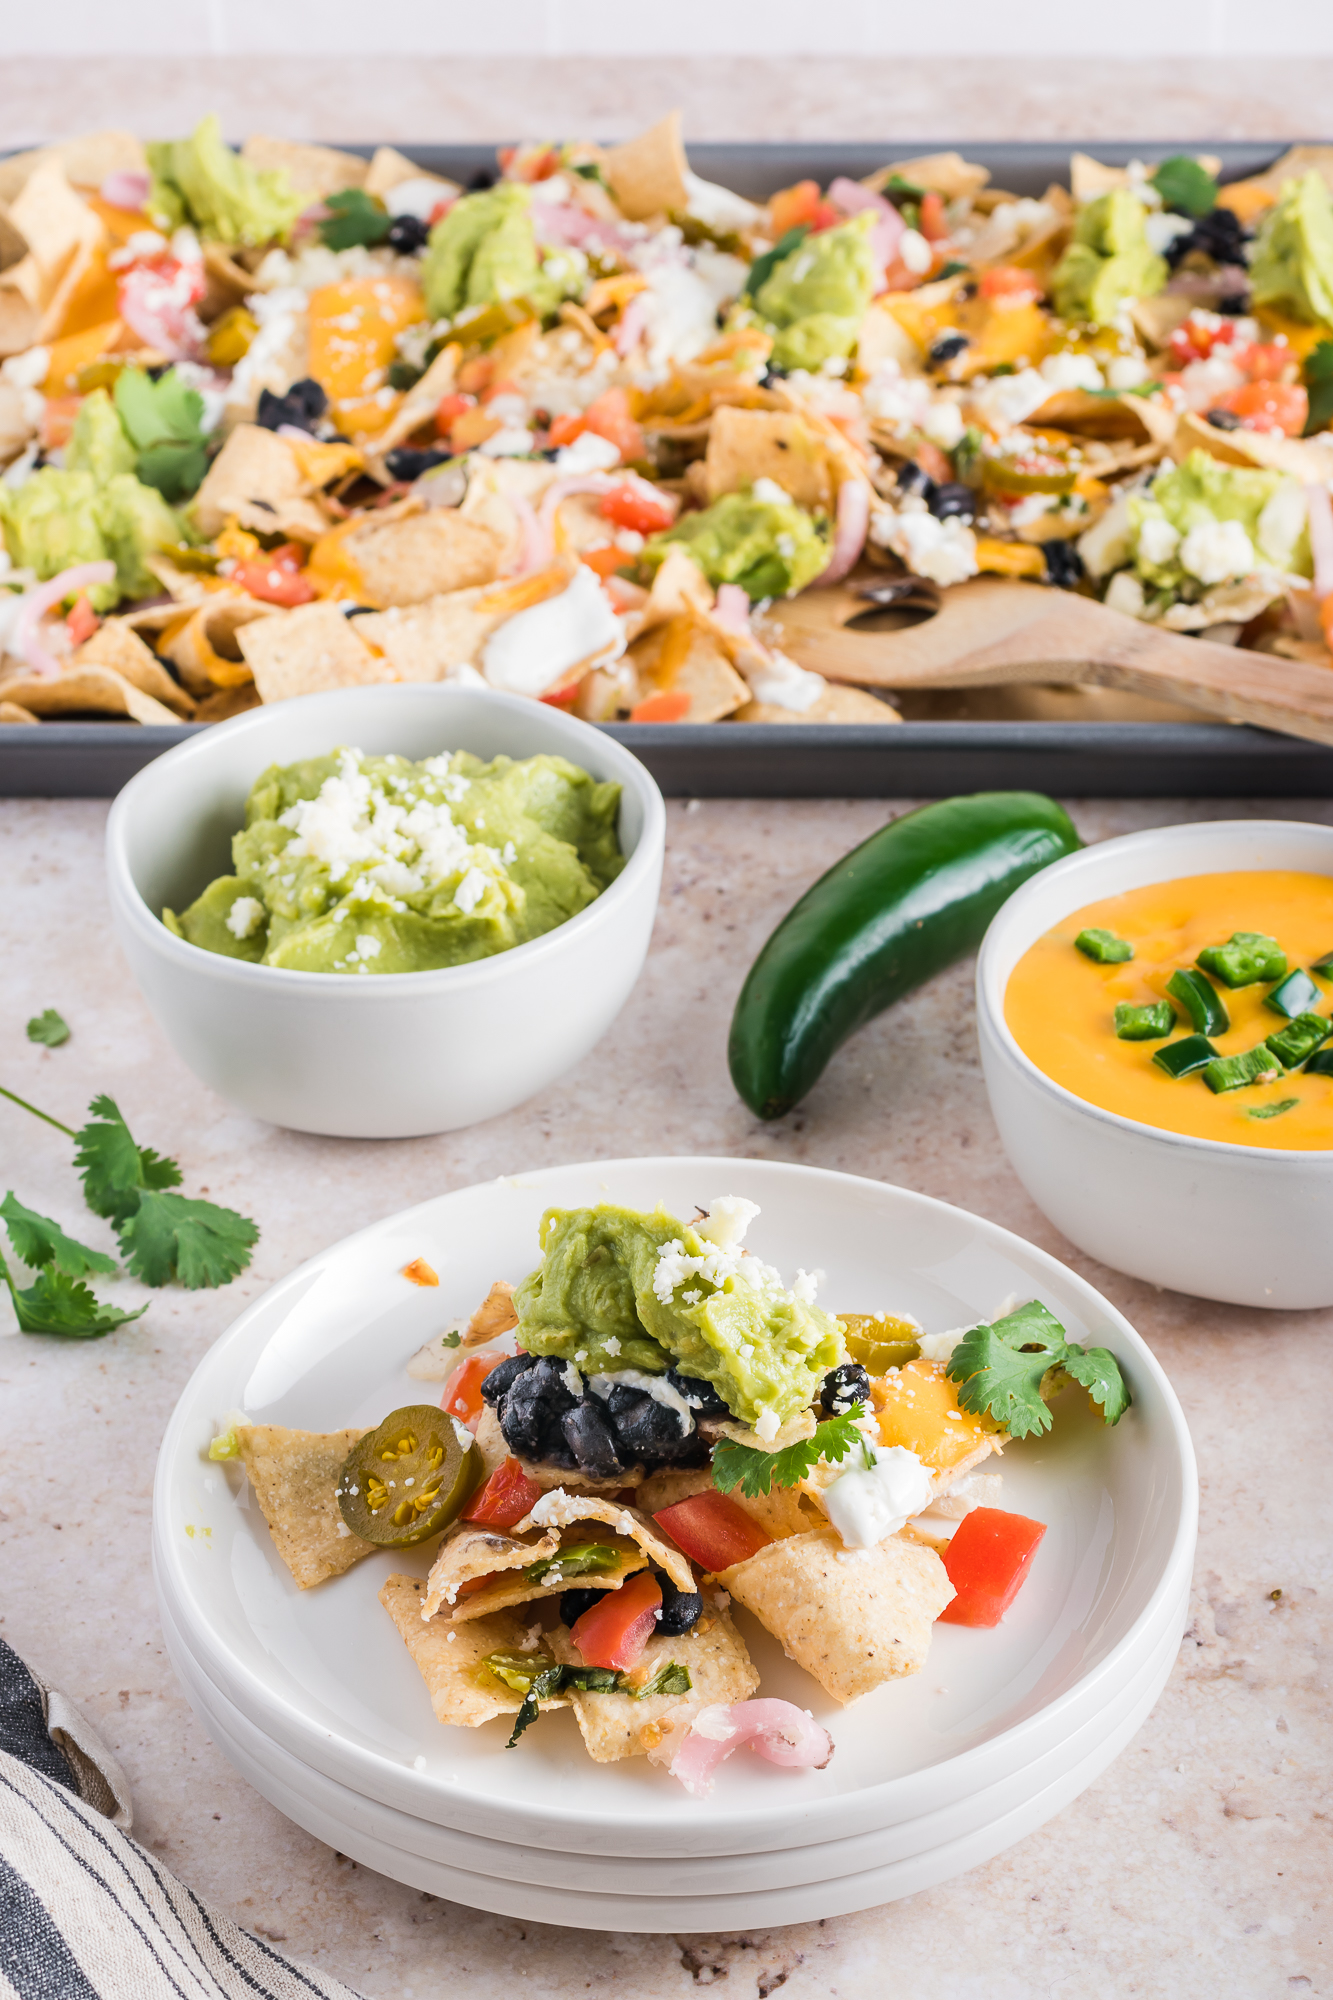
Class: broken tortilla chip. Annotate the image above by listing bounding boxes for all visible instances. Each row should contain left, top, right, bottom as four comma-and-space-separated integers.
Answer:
73, 620, 195, 716
0, 665, 181, 725
604, 112, 690, 222
450, 1532, 647, 1624
238, 601, 395, 702
338, 508, 504, 607
421, 1521, 560, 1619
548, 1611, 758, 1762
735, 684, 901, 726
720, 1527, 954, 1704
704, 405, 834, 514
349, 588, 508, 683
0, 701, 38, 724
156, 592, 278, 695
240, 136, 368, 200
627, 615, 749, 723
232, 1422, 371, 1590
191, 424, 331, 542
371, 344, 462, 461
868, 151, 990, 202
380, 1576, 570, 1729
516, 1490, 695, 1595
465, 1280, 519, 1345
0, 132, 145, 207
364, 148, 460, 204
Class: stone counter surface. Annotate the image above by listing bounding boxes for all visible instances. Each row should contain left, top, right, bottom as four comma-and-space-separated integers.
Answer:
1, 792, 1329, 2000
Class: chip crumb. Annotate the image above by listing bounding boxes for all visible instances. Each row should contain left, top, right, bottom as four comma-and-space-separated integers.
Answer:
402, 1257, 439, 1287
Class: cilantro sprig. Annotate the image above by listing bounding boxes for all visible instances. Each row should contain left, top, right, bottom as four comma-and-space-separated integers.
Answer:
711, 1405, 872, 1499
0, 1083, 258, 1327
320, 188, 391, 251
114, 367, 210, 502
27, 1010, 70, 1048
945, 1300, 1130, 1440
1148, 155, 1219, 219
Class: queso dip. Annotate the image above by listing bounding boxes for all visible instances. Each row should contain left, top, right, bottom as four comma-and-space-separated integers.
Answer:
1005, 870, 1333, 1151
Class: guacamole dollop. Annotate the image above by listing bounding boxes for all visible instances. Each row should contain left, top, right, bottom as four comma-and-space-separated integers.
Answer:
1127, 449, 1309, 589
0, 428, 179, 609
1052, 190, 1167, 326
147, 114, 303, 248
753, 212, 877, 371
645, 485, 829, 600
164, 747, 624, 973
514, 1202, 844, 1431
1249, 171, 1333, 326
422, 182, 567, 323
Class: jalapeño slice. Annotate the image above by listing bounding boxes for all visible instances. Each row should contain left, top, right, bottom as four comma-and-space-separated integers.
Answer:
1166, 967, 1229, 1038
1152, 1033, 1218, 1079
337, 1403, 482, 1547
839, 1314, 921, 1375
1264, 968, 1322, 1019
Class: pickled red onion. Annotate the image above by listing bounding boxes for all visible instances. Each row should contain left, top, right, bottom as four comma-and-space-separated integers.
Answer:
13, 562, 117, 678
818, 479, 870, 585
712, 584, 752, 634
650, 1699, 834, 1798
506, 492, 551, 576
101, 170, 151, 212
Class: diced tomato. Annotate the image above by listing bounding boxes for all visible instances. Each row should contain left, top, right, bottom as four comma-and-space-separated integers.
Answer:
769, 180, 823, 238
546, 411, 584, 448
457, 354, 495, 395
428, 198, 453, 228
579, 543, 626, 580
436, 390, 476, 438
919, 191, 949, 243
462, 1456, 543, 1529
1238, 340, 1293, 382
915, 440, 954, 484
233, 543, 316, 607
937, 1507, 1047, 1627
1168, 314, 1236, 366
980, 265, 1042, 303
653, 1493, 772, 1573
582, 387, 644, 464
569, 1569, 663, 1670
65, 592, 99, 646
600, 482, 675, 535
629, 690, 691, 723
1215, 379, 1308, 437
41, 396, 81, 451
440, 1353, 500, 1433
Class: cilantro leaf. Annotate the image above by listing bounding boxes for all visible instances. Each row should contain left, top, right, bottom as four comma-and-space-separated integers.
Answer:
712, 1406, 868, 1498
1303, 340, 1333, 436
116, 1190, 258, 1290
506, 1665, 564, 1747
74, 1094, 182, 1227
947, 1300, 1130, 1439
629, 1661, 691, 1701
743, 224, 808, 301
320, 188, 391, 251
1, 1259, 146, 1339
114, 367, 210, 501
0, 1191, 116, 1277
1061, 1345, 1131, 1426
26, 1009, 70, 1047
1149, 155, 1219, 219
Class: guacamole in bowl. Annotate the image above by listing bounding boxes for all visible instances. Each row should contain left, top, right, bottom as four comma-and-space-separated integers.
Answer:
164, 746, 624, 974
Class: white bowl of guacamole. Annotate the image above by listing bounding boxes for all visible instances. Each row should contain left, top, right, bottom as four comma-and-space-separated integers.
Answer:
106, 685, 665, 1138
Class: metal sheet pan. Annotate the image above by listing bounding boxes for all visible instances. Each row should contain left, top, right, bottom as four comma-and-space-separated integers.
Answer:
2, 137, 1322, 800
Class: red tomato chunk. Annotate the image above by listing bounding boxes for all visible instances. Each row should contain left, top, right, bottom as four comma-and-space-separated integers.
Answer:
462, 1455, 543, 1529
653, 1492, 772, 1573
937, 1507, 1047, 1627
440, 1354, 499, 1432
570, 1569, 662, 1670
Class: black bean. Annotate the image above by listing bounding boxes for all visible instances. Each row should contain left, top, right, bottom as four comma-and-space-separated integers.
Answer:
929, 483, 977, 521
256, 378, 329, 434
820, 1362, 871, 1416
479, 1352, 536, 1406
1206, 407, 1245, 431
386, 214, 430, 254
384, 446, 452, 483
895, 460, 936, 501
560, 1587, 608, 1626
1164, 206, 1249, 270
562, 1400, 627, 1480
665, 1368, 728, 1418
1042, 539, 1085, 588
496, 1358, 579, 1466
607, 1390, 689, 1458
656, 1575, 704, 1636
1216, 292, 1251, 316
927, 332, 970, 367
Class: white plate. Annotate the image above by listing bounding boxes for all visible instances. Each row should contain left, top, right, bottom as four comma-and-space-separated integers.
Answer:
154, 1157, 1196, 1865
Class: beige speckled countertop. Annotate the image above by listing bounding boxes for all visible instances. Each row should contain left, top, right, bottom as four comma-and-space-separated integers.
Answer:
2, 52, 1332, 2000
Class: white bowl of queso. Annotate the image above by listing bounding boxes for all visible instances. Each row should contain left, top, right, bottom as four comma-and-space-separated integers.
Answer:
106, 684, 665, 1139
976, 818, 1333, 1310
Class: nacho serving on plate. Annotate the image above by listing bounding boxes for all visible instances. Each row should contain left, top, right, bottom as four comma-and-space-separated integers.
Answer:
210, 1194, 1129, 1796
5, 122, 1333, 728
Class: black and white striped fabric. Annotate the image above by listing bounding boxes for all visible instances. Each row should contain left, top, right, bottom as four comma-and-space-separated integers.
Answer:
0, 1641, 365, 2000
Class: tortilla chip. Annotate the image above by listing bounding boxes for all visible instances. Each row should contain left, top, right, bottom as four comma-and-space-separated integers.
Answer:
1030, 388, 1177, 446
735, 684, 902, 725
73, 621, 195, 716
721, 1527, 953, 1704
380, 1576, 569, 1728
470, 1406, 513, 1483
631, 546, 715, 646
0, 665, 181, 725
195, 683, 262, 724
371, 343, 461, 461
855, 302, 921, 374
238, 602, 395, 702
548, 1611, 758, 1762
339, 508, 504, 607
628, 616, 749, 722
233, 1422, 371, 1589
0, 133, 144, 207
1175, 409, 1333, 484
459, 456, 557, 568
728, 1482, 822, 1540
364, 148, 460, 204
157, 593, 278, 695
10, 160, 102, 310
0, 207, 28, 277
0, 288, 39, 358
241, 136, 368, 200
421, 1521, 560, 1619
703, 406, 834, 513
451, 1533, 647, 1624
868, 151, 990, 201
603, 112, 689, 222
191, 424, 331, 542
350, 587, 505, 682
516, 1490, 696, 1594
636, 1466, 714, 1516
466, 1280, 519, 1344
0, 700, 38, 724
1218, 144, 1333, 224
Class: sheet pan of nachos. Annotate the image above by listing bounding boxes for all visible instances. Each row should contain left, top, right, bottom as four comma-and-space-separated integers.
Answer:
208, 1192, 1130, 1797
3, 123, 1333, 782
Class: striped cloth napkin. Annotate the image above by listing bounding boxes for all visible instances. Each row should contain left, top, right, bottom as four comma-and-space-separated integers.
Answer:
0, 1639, 365, 1999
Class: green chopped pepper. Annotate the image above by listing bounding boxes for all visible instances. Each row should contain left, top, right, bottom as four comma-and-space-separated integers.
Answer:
1265, 1010, 1332, 1068
1114, 1000, 1175, 1040
1265, 968, 1322, 1018
1310, 948, 1333, 976
1152, 1033, 1220, 1079
1246, 1098, 1299, 1121
1203, 1044, 1287, 1093
1305, 1047, 1333, 1077
1196, 931, 1288, 988
1166, 967, 1229, 1037
522, 1542, 626, 1585
1076, 927, 1133, 964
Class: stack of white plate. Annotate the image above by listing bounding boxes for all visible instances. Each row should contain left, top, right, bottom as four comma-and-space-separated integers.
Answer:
154, 1158, 1197, 1932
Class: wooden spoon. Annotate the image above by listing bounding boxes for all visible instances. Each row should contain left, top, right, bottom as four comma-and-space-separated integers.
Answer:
763, 574, 1333, 748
